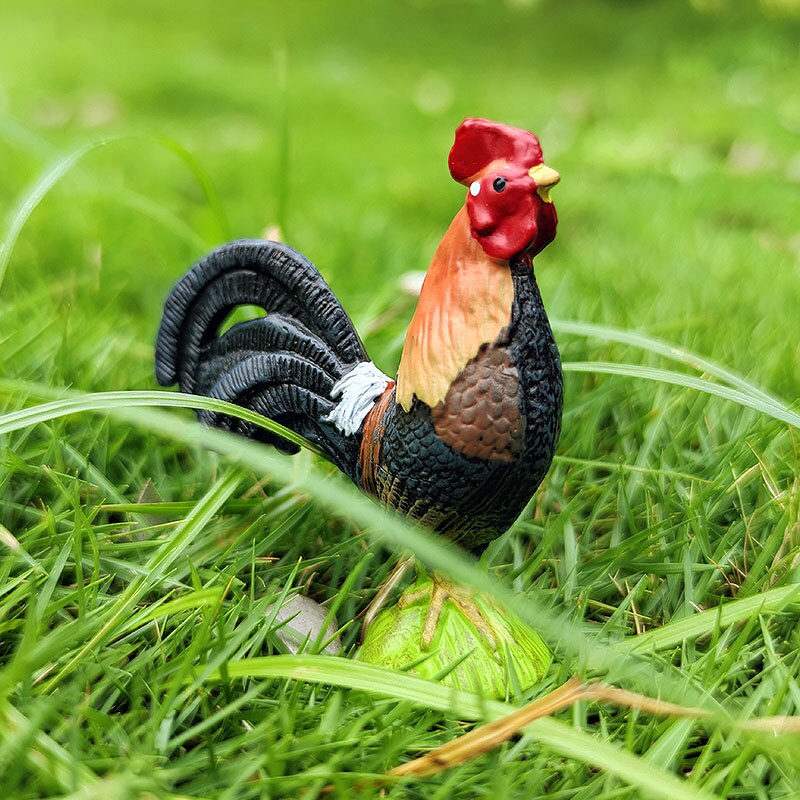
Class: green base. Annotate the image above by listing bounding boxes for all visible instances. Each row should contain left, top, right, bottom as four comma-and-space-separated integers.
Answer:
358, 578, 552, 698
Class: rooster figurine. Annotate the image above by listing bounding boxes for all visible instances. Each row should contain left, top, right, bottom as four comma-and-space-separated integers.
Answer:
156, 118, 562, 693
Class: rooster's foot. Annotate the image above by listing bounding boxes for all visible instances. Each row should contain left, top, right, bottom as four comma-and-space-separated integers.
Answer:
358, 574, 552, 697
407, 574, 499, 652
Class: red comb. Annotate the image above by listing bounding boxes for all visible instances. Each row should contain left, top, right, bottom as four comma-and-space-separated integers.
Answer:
448, 118, 544, 185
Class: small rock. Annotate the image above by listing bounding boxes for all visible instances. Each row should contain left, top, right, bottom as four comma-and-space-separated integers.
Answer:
267, 594, 342, 655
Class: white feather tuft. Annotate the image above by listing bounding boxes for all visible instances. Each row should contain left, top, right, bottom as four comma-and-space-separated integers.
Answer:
323, 361, 392, 436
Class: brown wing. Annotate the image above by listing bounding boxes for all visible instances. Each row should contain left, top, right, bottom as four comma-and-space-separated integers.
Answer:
431, 343, 524, 462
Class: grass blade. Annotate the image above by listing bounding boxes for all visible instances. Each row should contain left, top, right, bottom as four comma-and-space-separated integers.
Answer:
553, 318, 783, 407
0, 383, 327, 458
0, 701, 98, 790
0, 381, 783, 713
40, 469, 242, 691
563, 361, 800, 429
0, 133, 228, 294
0, 139, 118, 293
200, 655, 718, 800
621, 584, 800, 654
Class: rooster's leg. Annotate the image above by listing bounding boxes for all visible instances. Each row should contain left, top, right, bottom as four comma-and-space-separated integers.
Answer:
359, 555, 415, 642
419, 574, 498, 652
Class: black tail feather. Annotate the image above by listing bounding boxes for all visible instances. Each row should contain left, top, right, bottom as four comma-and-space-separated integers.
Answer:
200, 352, 339, 456
155, 239, 368, 475
195, 314, 346, 390
156, 239, 367, 389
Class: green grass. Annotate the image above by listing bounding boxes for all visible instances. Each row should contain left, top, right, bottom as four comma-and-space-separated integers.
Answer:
1, 0, 800, 797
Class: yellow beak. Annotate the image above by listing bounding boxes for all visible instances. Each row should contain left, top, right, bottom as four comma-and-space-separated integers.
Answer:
528, 163, 560, 203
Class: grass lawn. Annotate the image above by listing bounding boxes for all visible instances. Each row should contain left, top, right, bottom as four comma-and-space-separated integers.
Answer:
1, 0, 799, 797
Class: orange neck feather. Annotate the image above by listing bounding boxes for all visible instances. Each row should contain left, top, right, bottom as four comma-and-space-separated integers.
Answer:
395, 206, 513, 411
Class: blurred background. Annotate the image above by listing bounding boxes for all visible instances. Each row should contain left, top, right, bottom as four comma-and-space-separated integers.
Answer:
1, 5, 799, 794
0, 0, 798, 395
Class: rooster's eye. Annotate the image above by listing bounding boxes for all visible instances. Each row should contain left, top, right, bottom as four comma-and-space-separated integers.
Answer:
493, 177, 507, 192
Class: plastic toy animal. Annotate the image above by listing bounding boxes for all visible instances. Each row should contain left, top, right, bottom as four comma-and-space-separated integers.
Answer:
155, 118, 562, 668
